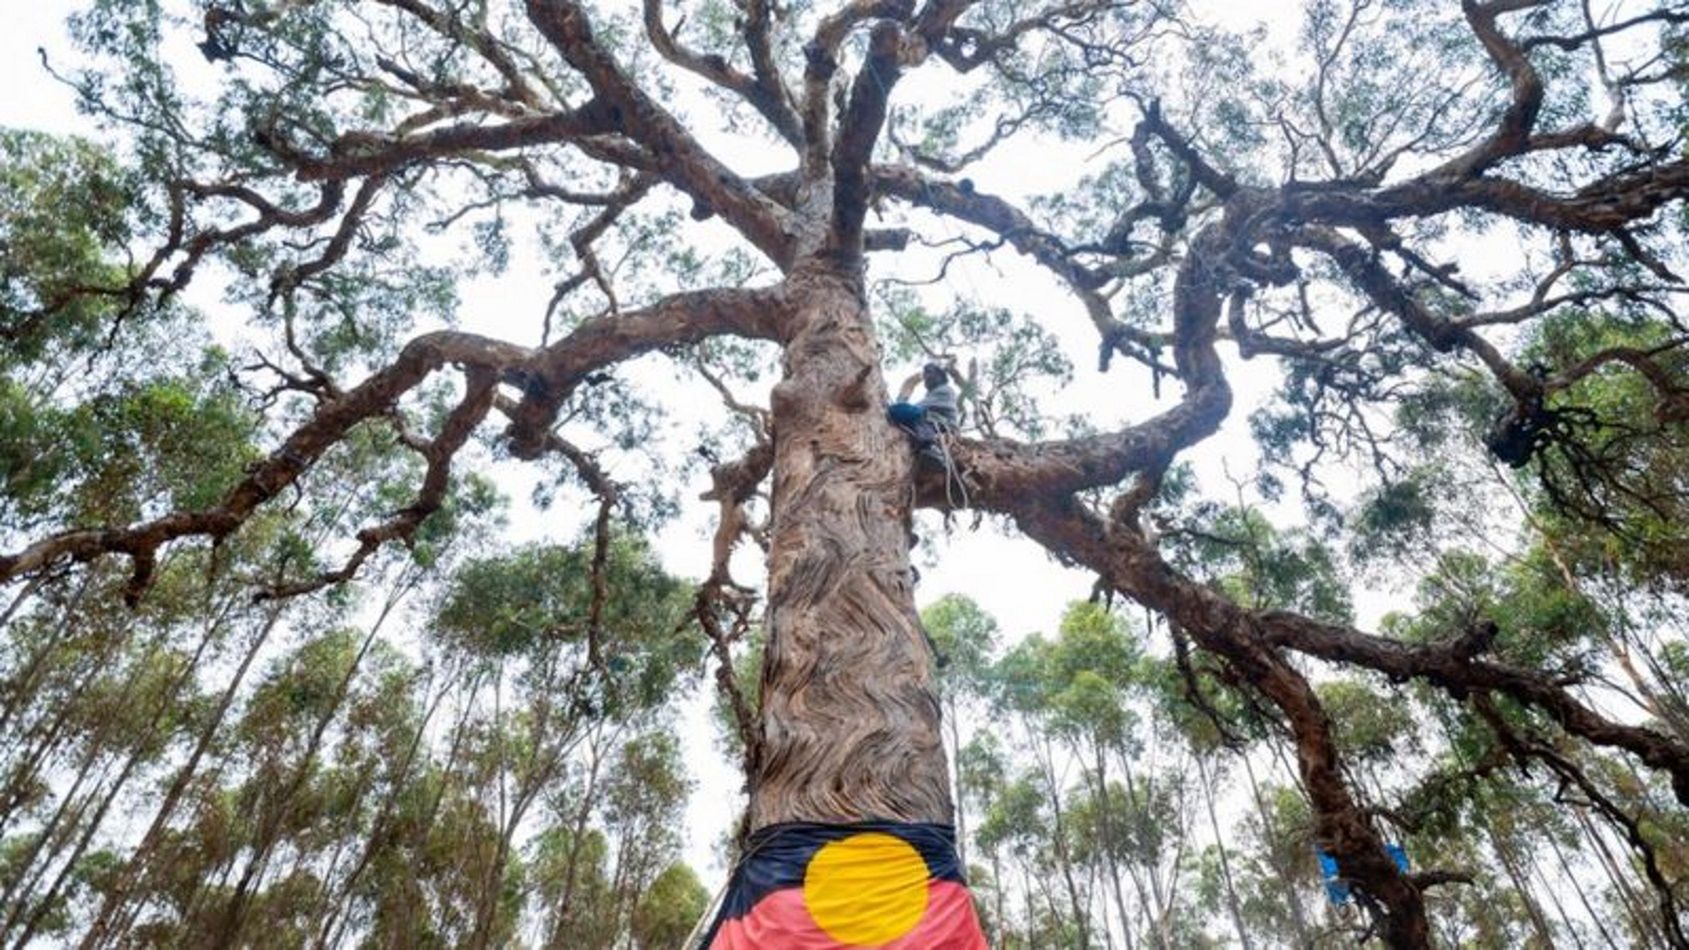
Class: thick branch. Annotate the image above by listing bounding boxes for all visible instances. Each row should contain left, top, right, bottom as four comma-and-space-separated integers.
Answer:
275, 108, 621, 182
1451, 0, 1549, 175
2, 281, 785, 598
640, 0, 803, 147
0, 331, 529, 600
524, 0, 795, 265
831, 18, 913, 257
922, 220, 1235, 508
506, 284, 788, 456
259, 366, 501, 599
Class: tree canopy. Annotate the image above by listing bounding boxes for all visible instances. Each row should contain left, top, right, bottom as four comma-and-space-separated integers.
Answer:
3, 0, 1689, 946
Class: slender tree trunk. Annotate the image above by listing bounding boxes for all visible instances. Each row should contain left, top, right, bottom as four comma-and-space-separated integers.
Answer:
1113, 745, 1170, 950
1090, 741, 1135, 950
472, 696, 571, 950
0, 567, 88, 740
10, 741, 148, 949
1239, 751, 1313, 944
1150, 785, 1189, 948
0, 747, 105, 934
1038, 737, 1091, 948
748, 267, 949, 829
1527, 842, 1588, 950
8, 585, 237, 944
1543, 818, 1622, 949
991, 849, 1006, 949
323, 672, 484, 950
1196, 754, 1253, 950
0, 573, 43, 630
1574, 805, 1666, 949
948, 693, 968, 869
314, 670, 460, 949
550, 727, 609, 947
0, 572, 89, 737
1489, 827, 1557, 948
0, 670, 96, 834
81, 606, 286, 947
1020, 863, 1036, 950
215, 579, 411, 946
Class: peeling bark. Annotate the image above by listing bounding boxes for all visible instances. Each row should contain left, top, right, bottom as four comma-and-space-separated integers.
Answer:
750, 265, 950, 828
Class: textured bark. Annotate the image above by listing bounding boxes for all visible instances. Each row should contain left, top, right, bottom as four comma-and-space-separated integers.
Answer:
749, 265, 950, 828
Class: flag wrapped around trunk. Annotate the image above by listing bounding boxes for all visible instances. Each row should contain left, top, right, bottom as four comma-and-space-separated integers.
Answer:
701, 821, 987, 949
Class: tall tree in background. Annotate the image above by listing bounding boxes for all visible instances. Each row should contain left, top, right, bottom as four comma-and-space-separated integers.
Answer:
2, 0, 1689, 946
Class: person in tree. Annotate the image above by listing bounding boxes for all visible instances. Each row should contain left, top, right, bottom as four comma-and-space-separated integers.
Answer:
888, 362, 961, 465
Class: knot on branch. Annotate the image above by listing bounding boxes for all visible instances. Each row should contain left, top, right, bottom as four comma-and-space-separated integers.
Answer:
1485, 392, 1554, 468
1451, 618, 1499, 662
574, 95, 625, 133
802, 41, 837, 79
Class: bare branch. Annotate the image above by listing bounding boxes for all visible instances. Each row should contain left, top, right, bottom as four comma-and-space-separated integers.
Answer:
259, 365, 501, 600
641, 0, 803, 146
524, 0, 795, 265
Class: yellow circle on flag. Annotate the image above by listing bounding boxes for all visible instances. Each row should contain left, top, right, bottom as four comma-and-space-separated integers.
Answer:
802, 832, 929, 946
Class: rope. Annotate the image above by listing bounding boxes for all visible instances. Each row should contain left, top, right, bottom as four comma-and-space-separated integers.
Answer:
680, 825, 785, 949
935, 430, 970, 512
681, 874, 730, 950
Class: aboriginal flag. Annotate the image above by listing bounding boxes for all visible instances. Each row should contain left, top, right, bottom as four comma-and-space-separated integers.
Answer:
700, 821, 988, 949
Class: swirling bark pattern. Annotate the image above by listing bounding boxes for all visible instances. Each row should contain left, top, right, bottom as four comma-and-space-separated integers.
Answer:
749, 266, 950, 828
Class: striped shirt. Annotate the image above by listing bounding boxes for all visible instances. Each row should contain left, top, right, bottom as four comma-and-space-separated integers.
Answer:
919, 383, 960, 429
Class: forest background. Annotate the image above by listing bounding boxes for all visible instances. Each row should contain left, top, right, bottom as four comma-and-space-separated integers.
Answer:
2, 0, 1688, 948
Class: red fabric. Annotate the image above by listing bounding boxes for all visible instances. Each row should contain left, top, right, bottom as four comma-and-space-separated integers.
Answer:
709, 879, 988, 949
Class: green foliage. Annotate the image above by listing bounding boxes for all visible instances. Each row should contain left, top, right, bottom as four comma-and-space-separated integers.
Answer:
435, 535, 698, 711
0, 129, 135, 365
632, 862, 709, 949
1165, 505, 1354, 623
924, 593, 1001, 696
1, 1, 1685, 945
1315, 678, 1418, 765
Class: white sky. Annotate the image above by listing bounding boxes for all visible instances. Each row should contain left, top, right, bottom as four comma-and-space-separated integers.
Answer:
0, 0, 1410, 892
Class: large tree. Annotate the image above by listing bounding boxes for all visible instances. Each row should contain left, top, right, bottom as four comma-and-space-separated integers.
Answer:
4, 0, 1689, 946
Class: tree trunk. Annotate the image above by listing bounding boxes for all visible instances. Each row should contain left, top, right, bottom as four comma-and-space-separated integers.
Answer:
1574, 805, 1667, 949
1113, 745, 1168, 950
1239, 751, 1313, 944
1196, 753, 1254, 950
81, 607, 285, 948
10, 744, 146, 949
216, 581, 408, 946
749, 266, 949, 827
1543, 820, 1622, 949
1037, 736, 1091, 949
1489, 827, 1557, 948
0, 572, 91, 739
550, 725, 610, 948
0, 746, 104, 934
948, 693, 968, 869
992, 849, 1006, 948
322, 672, 477, 950
1091, 741, 1136, 950
1527, 843, 1587, 950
